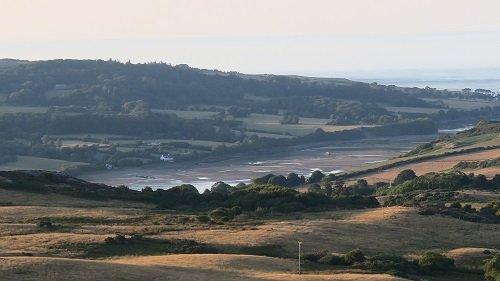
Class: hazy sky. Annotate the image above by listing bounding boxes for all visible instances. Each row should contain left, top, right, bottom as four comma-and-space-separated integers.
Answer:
1, 0, 500, 77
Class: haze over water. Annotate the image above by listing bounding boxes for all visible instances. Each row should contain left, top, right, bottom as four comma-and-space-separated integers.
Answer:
351, 69, 500, 93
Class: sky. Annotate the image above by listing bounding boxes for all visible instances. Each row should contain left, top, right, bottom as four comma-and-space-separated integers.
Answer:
1, 0, 500, 77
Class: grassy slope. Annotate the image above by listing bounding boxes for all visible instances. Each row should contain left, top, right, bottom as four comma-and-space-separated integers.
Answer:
152, 207, 500, 256
350, 122, 500, 182
0, 187, 494, 280
0, 156, 89, 172
363, 148, 500, 183
0, 255, 409, 281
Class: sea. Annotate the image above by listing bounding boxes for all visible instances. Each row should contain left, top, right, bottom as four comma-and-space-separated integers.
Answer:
350, 69, 500, 94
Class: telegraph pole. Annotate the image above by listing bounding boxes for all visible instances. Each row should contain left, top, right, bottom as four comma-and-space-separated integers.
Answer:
297, 241, 302, 274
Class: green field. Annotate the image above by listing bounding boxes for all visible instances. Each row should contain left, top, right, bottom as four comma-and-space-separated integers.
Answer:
0, 156, 89, 171
61, 140, 108, 148
51, 134, 135, 140
238, 113, 374, 136
115, 138, 235, 148
242, 131, 294, 139
151, 109, 218, 119
45, 133, 236, 161
384, 106, 444, 114
424, 98, 499, 110
45, 89, 77, 98
243, 93, 271, 101
150, 110, 372, 137
0, 105, 49, 114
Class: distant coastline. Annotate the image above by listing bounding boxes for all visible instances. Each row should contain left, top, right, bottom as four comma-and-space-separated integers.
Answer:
355, 78, 500, 93
347, 68, 500, 93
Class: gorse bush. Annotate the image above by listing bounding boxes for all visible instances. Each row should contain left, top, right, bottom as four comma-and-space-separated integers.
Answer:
364, 254, 419, 276
377, 171, 500, 196
417, 252, 454, 273
484, 253, 500, 281
317, 253, 345, 265
343, 249, 366, 264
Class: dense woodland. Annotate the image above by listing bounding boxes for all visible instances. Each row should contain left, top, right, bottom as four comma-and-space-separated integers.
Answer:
1, 59, 496, 123
0, 60, 442, 108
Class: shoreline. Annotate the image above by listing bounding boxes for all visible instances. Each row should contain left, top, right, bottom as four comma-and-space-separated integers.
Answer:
79, 134, 437, 191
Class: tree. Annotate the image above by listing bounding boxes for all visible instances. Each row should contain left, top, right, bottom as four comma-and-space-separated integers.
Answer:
353, 179, 372, 195
307, 184, 323, 194
211, 182, 233, 194
493, 174, 500, 189
268, 175, 287, 187
462, 88, 472, 94
252, 174, 274, 185
324, 182, 333, 197
227, 106, 251, 118
473, 174, 489, 189
333, 180, 346, 197
286, 172, 302, 187
393, 169, 417, 185
309, 170, 325, 183
279, 112, 299, 124
321, 173, 336, 187
356, 179, 369, 189
41, 134, 51, 145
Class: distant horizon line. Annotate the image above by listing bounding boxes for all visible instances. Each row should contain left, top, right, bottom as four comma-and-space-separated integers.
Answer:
3, 57, 500, 81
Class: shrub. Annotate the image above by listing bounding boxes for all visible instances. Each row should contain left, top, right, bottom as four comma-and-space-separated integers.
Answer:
104, 234, 129, 244
36, 220, 53, 228
418, 208, 435, 215
484, 253, 500, 281
302, 251, 328, 262
208, 207, 235, 222
196, 215, 210, 223
417, 252, 454, 273
343, 249, 366, 264
449, 202, 462, 208
254, 206, 267, 218
231, 206, 242, 215
130, 234, 143, 241
318, 253, 344, 265
307, 184, 323, 194
365, 254, 419, 276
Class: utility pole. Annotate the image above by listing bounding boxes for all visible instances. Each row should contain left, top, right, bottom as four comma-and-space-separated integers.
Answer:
297, 241, 302, 274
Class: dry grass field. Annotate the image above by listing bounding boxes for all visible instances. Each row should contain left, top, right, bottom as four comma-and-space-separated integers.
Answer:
363, 148, 500, 184
0, 188, 497, 280
446, 248, 500, 270
0, 255, 409, 281
152, 207, 500, 256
